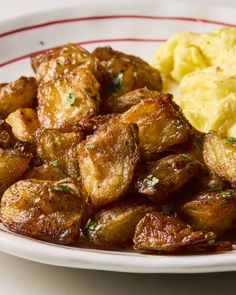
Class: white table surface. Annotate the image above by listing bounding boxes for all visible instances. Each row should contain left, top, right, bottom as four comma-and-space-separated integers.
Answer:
1, 0, 236, 294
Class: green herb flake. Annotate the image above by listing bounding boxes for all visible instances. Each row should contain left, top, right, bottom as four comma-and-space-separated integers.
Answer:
52, 185, 70, 193
207, 239, 215, 246
221, 191, 231, 198
83, 219, 100, 239
105, 72, 123, 95
66, 92, 77, 106
224, 136, 236, 145
84, 87, 93, 94
207, 184, 222, 192
50, 161, 60, 168
84, 144, 96, 150
147, 174, 160, 186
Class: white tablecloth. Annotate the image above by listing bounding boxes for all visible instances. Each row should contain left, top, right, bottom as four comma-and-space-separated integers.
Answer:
1, 1, 236, 294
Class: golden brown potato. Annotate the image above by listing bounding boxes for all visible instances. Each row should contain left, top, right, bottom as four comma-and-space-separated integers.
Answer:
38, 67, 100, 129
134, 154, 204, 204
204, 131, 236, 186
31, 43, 96, 83
133, 212, 215, 253
37, 129, 83, 180
0, 119, 16, 149
93, 47, 162, 113
77, 123, 139, 207
23, 164, 67, 181
83, 198, 158, 246
0, 77, 37, 118
6, 108, 40, 142
179, 191, 236, 236
121, 96, 191, 154
0, 179, 84, 244
0, 149, 31, 195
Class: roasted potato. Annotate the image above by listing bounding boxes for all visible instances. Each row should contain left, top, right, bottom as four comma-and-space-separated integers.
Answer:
31, 43, 96, 83
121, 96, 191, 154
83, 198, 158, 247
93, 46, 162, 112
38, 67, 100, 129
133, 212, 215, 253
77, 123, 139, 207
204, 131, 236, 185
6, 108, 40, 142
108, 88, 161, 113
0, 149, 31, 195
0, 119, 16, 149
23, 164, 67, 181
37, 129, 83, 180
0, 77, 37, 118
179, 191, 236, 236
134, 154, 204, 204
0, 179, 84, 244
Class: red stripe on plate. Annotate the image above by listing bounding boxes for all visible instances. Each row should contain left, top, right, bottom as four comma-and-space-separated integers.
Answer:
0, 15, 235, 38
0, 38, 166, 68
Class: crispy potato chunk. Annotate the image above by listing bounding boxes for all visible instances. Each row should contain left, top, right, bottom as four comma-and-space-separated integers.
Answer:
23, 164, 66, 181
37, 129, 83, 180
0, 77, 37, 118
110, 88, 161, 113
179, 191, 236, 236
77, 123, 139, 207
133, 212, 215, 253
0, 119, 16, 149
31, 43, 96, 83
38, 67, 100, 129
0, 179, 84, 244
121, 96, 191, 154
6, 108, 40, 142
135, 154, 203, 204
83, 199, 158, 246
0, 149, 31, 195
204, 131, 236, 185
93, 46, 162, 112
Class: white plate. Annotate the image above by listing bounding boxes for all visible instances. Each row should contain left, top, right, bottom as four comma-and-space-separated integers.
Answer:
1, 0, 236, 273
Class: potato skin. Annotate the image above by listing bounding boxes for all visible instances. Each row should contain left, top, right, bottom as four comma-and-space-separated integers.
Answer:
0, 149, 31, 195
37, 129, 83, 180
133, 212, 215, 253
93, 46, 162, 112
23, 164, 67, 181
38, 67, 100, 129
179, 191, 236, 236
204, 131, 236, 185
121, 96, 191, 154
135, 154, 204, 204
0, 179, 84, 244
0, 119, 16, 149
84, 199, 158, 247
0, 77, 37, 118
31, 43, 96, 83
6, 108, 40, 142
77, 123, 139, 207
112, 88, 161, 113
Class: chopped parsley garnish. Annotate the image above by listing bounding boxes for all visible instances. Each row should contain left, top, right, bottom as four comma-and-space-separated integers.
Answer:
104, 72, 123, 95
225, 136, 236, 145
66, 92, 77, 106
84, 144, 96, 149
147, 174, 160, 186
51, 161, 60, 168
207, 239, 215, 246
221, 191, 231, 198
52, 185, 70, 193
83, 219, 100, 239
84, 87, 93, 94
207, 184, 222, 192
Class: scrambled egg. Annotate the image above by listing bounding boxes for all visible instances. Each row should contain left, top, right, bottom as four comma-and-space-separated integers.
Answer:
154, 27, 236, 136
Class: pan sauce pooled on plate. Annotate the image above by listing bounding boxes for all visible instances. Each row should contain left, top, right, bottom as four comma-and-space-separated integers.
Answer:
0, 42, 235, 254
